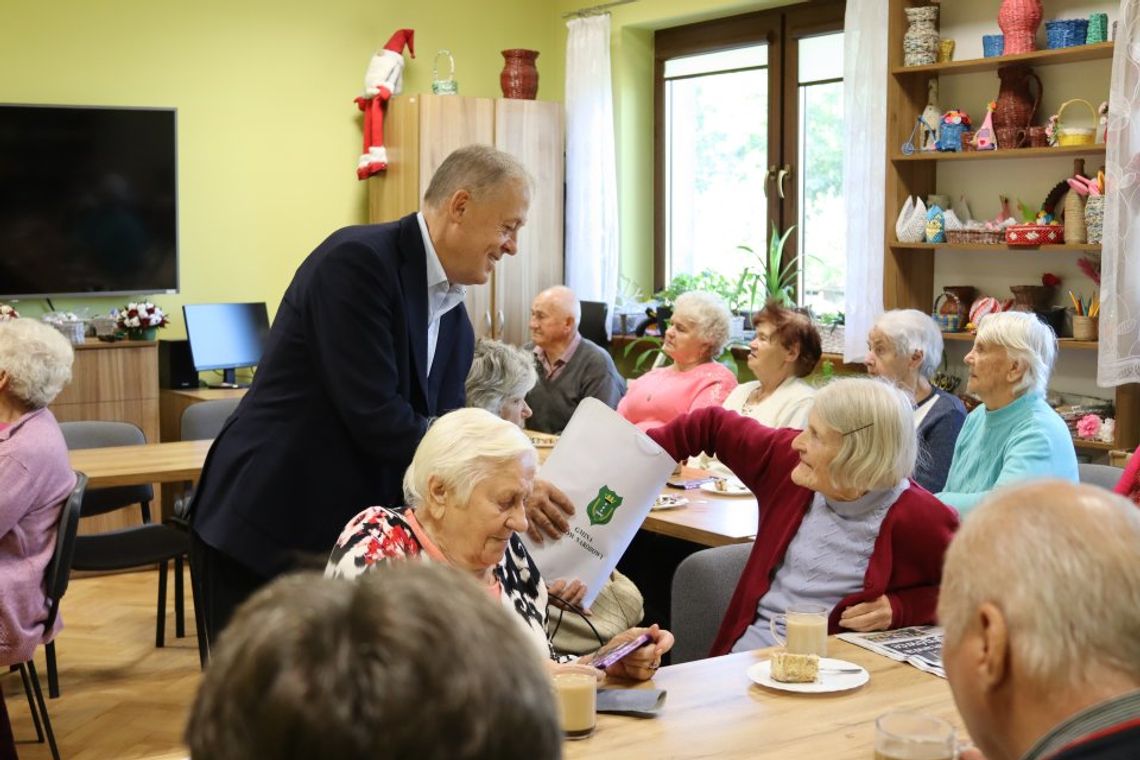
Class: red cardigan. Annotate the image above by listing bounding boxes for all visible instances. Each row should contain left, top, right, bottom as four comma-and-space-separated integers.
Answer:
647, 407, 959, 657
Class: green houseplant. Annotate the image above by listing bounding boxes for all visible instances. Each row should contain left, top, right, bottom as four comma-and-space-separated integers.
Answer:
736, 223, 798, 313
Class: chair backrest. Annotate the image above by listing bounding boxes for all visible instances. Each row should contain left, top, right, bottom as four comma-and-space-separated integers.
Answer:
43, 472, 87, 632
1078, 462, 1124, 490
579, 300, 610, 348
180, 398, 241, 441
670, 542, 753, 664
59, 421, 153, 516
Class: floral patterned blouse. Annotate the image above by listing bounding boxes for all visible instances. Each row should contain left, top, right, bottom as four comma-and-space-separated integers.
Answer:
325, 505, 557, 661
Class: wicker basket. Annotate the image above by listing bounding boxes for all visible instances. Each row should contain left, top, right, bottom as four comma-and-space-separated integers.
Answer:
1006, 224, 1064, 245
1086, 13, 1108, 44
1056, 99, 1096, 146
1084, 195, 1105, 244
818, 323, 845, 354
1072, 315, 1099, 341
1056, 400, 1113, 435
948, 228, 1004, 244
982, 34, 1004, 57
1046, 19, 1089, 49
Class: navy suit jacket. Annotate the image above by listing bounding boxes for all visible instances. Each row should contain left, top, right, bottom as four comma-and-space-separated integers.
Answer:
190, 214, 474, 577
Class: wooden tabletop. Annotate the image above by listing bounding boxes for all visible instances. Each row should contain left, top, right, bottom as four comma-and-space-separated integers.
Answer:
566, 639, 966, 759
643, 468, 757, 547
69, 439, 213, 488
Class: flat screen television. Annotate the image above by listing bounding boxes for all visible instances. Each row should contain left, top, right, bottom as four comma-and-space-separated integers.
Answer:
183, 302, 270, 388
0, 103, 178, 298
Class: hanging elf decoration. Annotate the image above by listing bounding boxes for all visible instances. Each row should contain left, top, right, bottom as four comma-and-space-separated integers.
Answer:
355, 28, 415, 180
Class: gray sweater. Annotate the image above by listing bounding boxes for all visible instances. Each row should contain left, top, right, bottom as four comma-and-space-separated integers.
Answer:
524, 338, 626, 433
914, 387, 967, 493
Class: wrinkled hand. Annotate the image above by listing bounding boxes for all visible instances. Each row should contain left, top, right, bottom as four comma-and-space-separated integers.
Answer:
590, 624, 674, 682
547, 578, 590, 614
838, 595, 893, 632
526, 479, 575, 544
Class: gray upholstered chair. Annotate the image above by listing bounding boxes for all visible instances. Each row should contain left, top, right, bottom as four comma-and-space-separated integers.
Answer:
1078, 462, 1124, 490
670, 542, 753, 664
180, 397, 241, 442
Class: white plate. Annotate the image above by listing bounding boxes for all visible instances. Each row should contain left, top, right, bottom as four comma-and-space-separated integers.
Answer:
652, 495, 689, 511
747, 657, 869, 694
527, 436, 557, 449
700, 480, 751, 497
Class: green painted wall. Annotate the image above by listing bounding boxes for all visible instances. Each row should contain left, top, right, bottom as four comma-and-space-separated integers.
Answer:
1, 0, 559, 333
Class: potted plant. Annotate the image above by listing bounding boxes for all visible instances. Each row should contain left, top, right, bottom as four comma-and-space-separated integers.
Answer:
737, 224, 798, 314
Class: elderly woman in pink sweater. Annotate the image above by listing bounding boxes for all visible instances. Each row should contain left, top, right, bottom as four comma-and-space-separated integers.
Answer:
0, 320, 76, 668
618, 291, 738, 431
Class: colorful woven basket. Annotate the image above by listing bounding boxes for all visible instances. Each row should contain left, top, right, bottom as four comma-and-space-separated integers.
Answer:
1006, 224, 1064, 246
1086, 13, 1109, 44
1056, 99, 1096, 146
982, 34, 1005, 57
1046, 19, 1089, 49
1084, 195, 1105, 244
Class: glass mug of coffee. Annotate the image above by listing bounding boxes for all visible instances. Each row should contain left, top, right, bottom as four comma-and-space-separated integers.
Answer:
554, 672, 597, 740
874, 711, 957, 760
769, 603, 829, 657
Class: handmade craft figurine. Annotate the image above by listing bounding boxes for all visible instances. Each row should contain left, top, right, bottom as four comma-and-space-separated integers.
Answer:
921, 79, 942, 151
355, 28, 415, 180
972, 102, 997, 150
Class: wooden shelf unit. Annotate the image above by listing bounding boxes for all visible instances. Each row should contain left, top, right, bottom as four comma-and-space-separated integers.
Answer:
890, 242, 1102, 252
941, 332, 1099, 351
883, 1, 1137, 456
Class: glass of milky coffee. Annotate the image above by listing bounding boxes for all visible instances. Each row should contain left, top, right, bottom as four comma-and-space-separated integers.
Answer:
769, 603, 829, 657
874, 711, 957, 760
554, 672, 597, 740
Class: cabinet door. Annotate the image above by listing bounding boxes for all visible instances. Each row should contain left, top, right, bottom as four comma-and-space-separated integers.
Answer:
493, 98, 565, 345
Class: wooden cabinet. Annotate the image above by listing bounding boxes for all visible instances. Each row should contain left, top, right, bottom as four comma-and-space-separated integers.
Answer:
882, 2, 1136, 455
368, 93, 565, 345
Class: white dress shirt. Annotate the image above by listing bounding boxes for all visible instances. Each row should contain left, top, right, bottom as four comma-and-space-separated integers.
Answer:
416, 212, 467, 375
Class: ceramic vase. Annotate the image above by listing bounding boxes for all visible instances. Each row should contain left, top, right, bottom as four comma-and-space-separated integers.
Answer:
998, 0, 1042, 55
903, 6, 939, 67
500, 49, 539, 99
127, 327, 157, 341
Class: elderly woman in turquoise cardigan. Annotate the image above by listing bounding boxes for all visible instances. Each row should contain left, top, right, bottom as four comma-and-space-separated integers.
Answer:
936, 312, 1078, 516
647, 378, 958, 657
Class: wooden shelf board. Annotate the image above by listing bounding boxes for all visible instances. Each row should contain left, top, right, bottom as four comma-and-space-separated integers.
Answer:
941, 332, 1098, 351
892, 144, 1105, 162
891, 242, 1102, 252
1073, 438, 1115, 451
891, 42, 1114, 77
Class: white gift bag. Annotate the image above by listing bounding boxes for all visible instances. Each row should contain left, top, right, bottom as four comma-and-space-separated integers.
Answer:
524, 398, 675, 607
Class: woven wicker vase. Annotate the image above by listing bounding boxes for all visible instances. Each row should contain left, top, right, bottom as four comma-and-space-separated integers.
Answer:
1064, 190, 1087, 244
1084, 195, 1105, 244
903, 6, 939, 66
999, 0, 1043, 54
1010, 285, 1053, 312
994, 65, 1041, 131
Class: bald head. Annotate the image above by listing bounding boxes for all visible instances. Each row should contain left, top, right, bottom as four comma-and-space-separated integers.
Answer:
529, 286, 580, 351
940, 480, 1140, 687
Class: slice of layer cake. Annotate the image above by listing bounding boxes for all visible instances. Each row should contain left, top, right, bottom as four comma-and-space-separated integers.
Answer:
769, 651, 819, 683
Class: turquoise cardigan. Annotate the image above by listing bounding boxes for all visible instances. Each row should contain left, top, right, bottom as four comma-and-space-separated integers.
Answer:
937, 391, 1078, 516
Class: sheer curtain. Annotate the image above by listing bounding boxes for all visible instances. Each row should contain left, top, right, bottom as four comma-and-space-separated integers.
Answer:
565, 14, 620, 336
1099, 2, 1140, 386
840, 2, 888, 362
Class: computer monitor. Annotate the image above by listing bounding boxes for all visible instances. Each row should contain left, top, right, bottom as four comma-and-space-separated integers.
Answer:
183, 302, 270, 388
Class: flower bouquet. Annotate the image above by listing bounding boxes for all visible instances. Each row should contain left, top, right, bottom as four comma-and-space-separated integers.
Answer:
0, 303, 19, 321
116, 301, 169, 340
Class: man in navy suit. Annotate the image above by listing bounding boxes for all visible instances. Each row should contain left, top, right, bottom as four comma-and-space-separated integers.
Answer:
190, 145, 533, 642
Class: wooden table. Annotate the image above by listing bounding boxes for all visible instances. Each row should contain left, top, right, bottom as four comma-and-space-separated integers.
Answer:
69, 439, 213, 489
643, 470, 757, 547
565, 639, 966, 759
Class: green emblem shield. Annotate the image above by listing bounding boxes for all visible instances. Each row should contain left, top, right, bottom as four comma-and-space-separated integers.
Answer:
586, 485, 623, 526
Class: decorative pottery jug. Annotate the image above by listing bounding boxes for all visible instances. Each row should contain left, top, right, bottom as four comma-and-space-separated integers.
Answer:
500, 49, 539, 99
998, 0, 1042, 55
993, 65, 1041, 131
903, 6, 939, 67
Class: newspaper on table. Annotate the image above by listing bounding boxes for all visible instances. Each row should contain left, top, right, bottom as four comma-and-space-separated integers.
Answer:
522, 398, 675, 607
836, 626, 946, 679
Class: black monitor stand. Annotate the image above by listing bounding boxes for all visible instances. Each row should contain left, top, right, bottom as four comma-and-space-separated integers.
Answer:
208, 368, 249, 389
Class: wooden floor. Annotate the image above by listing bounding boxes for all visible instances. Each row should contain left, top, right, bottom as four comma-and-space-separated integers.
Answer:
3, 570, 199, 760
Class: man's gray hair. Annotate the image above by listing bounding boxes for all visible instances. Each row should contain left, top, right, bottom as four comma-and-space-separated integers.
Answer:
974, 311, 1056, 396
939, 481, 1140, 687
403, 408, 536, 510
812, 377, 917, 491
423, 145, 532, 208
0, 318, 75, 409
673, 291, 733, 359
465, 340, 538, 418
874, 309, 944, 380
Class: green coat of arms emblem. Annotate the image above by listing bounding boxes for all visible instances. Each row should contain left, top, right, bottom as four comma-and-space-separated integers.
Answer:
586, 485, 623, 526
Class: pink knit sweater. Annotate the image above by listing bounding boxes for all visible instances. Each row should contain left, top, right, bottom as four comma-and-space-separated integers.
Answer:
617, 362, 737, 432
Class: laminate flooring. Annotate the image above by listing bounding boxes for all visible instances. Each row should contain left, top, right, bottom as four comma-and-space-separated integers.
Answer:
3, 569, 199, 760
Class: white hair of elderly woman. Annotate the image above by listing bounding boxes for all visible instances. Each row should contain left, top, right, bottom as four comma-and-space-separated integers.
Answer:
974, 311, 1056, 397
0, 318, 75, 410
465, 339, 538, 417
874, 309, 944, 380
673, 291, 733, 359
939, 481, 1140, 687
812, 377, 917, 492
402, 407, 536, 509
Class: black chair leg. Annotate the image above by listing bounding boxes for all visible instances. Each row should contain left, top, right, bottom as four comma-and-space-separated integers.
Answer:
140, 500, 152, 524
16, 662, 44, 743
175, 556, 186, 638
26, 660, 60, 760
187, 558, 209, 669
46, 640, 60, 699
156, 560, 168, 648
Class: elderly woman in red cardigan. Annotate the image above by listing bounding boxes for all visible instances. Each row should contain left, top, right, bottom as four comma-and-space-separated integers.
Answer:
647, 377, 959, 657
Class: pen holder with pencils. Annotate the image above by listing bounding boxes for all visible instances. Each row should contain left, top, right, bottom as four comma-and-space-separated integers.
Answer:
1072, 315, 1098, 341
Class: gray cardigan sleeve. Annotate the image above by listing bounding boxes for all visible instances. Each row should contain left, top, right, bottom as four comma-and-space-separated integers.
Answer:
914, 392, 967, 493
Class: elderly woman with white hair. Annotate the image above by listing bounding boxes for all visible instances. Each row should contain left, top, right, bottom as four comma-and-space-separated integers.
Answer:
326, 408, 673, 679
865, 309, 966, 492
465, 339, 538, 428
618, 291, 737, 432
647, 378, 959, 657
936, 311, 1077, 516
0, 320, 76, 675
